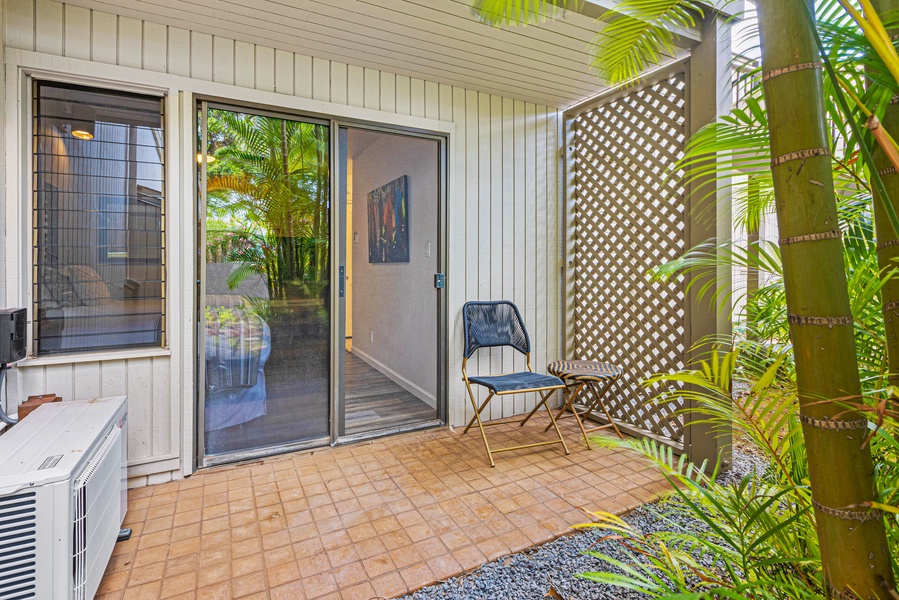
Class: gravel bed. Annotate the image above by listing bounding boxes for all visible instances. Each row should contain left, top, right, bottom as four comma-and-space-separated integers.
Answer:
400, 449, 764, 600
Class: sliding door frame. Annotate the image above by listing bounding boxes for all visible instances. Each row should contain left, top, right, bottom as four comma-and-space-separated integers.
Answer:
195, 95, 448, 467
330, 121, 449, 446
195, 99, 332, 468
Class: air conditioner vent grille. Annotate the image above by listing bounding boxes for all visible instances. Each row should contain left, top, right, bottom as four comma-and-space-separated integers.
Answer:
0, 491, 37, 600
72, 486, 86, 600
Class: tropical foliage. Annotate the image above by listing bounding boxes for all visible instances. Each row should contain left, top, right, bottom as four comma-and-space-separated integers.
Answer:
471, 0, 899, 597
203, 109, 330, 301
589, 1, 899, 596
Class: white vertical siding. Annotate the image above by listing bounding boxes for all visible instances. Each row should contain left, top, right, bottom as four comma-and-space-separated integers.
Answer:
15, 357, 175, 471
3, 0, 564, 484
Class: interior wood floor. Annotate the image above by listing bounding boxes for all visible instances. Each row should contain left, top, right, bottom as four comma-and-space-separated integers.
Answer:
205, 350, 435, 458
344, 351, 436, 436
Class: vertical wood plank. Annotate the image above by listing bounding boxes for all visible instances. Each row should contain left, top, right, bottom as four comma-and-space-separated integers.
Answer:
477, 92, 493, 418
21, 367, 45, 400
255, 45, 275, 92
464, 89, 480, 423
449, 86, 467, 427
294, 54, 313, 98
45, 364, 73, 404
0, 43, 16, 311
410, 78, 425, 118
142, 22, 167, 73
395, 75, 411, 116
90, 11, 117, 64
379, 72, 396, 113
275, 49, 294, 95
501, 96, 515, 413
363, 68, 379, 110
73, 362, 101, 399
329, 61, 348, 105
439, 83, 453, 122
117, 16, 142, 68
347, 65, 364, 108
100, 361, 128, 397
127, 359, 153, 461
488, 94, 505, 417
233, 41, 254, 89
312, 56, 330, 101
141, 21, 168, 73
63, 5, 90, 60
524, 102, 537, 412
166, 27, 190, 77
7, 0, 34, 51
212, 37, 235, 85
546, 109, 561, 364
152, 358, 171, 455
190, 31, 213, 81
512, 99, 526, 413
35, 0, 63, 56
425, 81, 440, 120
535, 106, 548, 379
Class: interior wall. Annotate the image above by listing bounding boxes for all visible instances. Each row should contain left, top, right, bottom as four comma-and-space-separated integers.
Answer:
348, 130, 438, 405
2, 0, 565, 485
345, 155, 353, 350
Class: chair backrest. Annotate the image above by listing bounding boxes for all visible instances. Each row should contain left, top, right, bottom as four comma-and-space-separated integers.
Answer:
462, 301, 530, 359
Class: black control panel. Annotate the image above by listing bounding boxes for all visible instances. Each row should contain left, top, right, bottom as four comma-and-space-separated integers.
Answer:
0, 308, 26, 364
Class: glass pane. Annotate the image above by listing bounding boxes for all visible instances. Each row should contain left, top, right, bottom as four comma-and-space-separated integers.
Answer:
33, 82, 165, 355
341, 128, 439, 436
201, 108, 331, 458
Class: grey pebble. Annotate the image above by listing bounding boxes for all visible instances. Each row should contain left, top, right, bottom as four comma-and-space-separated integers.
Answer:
398, 449, 763, 600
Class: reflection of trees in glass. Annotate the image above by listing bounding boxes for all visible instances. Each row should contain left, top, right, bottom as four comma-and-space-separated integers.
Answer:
204, 110, 330, 301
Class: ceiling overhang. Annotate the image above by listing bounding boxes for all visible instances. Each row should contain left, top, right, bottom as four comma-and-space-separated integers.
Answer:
60, 0, 702, 108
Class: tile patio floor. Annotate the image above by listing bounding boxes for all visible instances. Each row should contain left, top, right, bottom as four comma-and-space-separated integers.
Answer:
96, 418, 669, 600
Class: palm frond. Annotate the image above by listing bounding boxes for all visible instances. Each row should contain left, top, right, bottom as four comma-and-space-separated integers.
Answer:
470, 0, 581, 26
592, 0, 703, 84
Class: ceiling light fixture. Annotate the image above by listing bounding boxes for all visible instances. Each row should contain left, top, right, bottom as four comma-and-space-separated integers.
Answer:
69, 104, 96, 140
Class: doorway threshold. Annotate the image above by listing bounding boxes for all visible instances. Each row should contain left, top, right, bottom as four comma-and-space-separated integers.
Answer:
335, 419, 444, 446
202, 435, 330, 468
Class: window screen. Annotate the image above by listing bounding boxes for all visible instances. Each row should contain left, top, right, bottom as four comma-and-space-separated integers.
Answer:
32, 82, 165, 355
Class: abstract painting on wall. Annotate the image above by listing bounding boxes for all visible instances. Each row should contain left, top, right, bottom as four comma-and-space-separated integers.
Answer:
368, 175, 409, 263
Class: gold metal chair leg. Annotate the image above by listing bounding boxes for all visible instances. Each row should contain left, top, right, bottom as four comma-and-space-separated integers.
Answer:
543, 381, 586, 431
464, 391, 494, 435
519, 391, 548, 426
588, 380, 624, 439
540, 389, 570, 456
548, 382, 593, 449
462, 381, 496, 467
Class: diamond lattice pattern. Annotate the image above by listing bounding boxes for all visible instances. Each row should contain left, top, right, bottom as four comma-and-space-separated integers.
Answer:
573, 73, 687, 444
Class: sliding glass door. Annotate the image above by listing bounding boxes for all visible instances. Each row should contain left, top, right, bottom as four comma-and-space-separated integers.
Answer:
196, 102, 446, 465
336, 126, 442, 438
198, 103, 331, 462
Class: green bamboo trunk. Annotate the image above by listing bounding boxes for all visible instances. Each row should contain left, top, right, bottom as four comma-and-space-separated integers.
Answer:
756, 0, 895, 596
872, 0, 899, 392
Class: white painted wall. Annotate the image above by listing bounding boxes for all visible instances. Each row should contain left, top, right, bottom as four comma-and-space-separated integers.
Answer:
349, 130, 438, 406
0, 0, 565, 486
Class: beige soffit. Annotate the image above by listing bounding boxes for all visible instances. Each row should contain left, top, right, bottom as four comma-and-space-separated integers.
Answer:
56, 0, 702, 108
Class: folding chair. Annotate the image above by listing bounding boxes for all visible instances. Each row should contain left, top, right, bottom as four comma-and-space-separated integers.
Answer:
461, 301, 570, 467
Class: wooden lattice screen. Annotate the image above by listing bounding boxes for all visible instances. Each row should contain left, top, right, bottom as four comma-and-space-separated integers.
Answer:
571, 72, 688, 447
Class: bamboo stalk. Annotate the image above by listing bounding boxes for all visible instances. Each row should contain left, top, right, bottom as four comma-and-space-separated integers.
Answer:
871, 0, 899, 398
841, 0, 899, 84
869, 115, 899, 175
756, 1, 895, 597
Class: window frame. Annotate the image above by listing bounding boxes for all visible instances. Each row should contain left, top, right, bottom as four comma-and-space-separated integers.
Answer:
26, 75, 171, 359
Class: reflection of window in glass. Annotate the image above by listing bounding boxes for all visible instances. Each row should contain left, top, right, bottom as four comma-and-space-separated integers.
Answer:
32, 82, 166, 355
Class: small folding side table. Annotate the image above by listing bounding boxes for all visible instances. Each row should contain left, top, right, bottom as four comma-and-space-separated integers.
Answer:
545, 360, 625, 448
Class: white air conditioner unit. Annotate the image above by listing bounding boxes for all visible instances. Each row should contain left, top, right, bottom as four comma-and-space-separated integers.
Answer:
0, 396, 127, 600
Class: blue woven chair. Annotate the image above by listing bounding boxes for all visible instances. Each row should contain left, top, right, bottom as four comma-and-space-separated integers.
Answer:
461, 301, 570, 467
